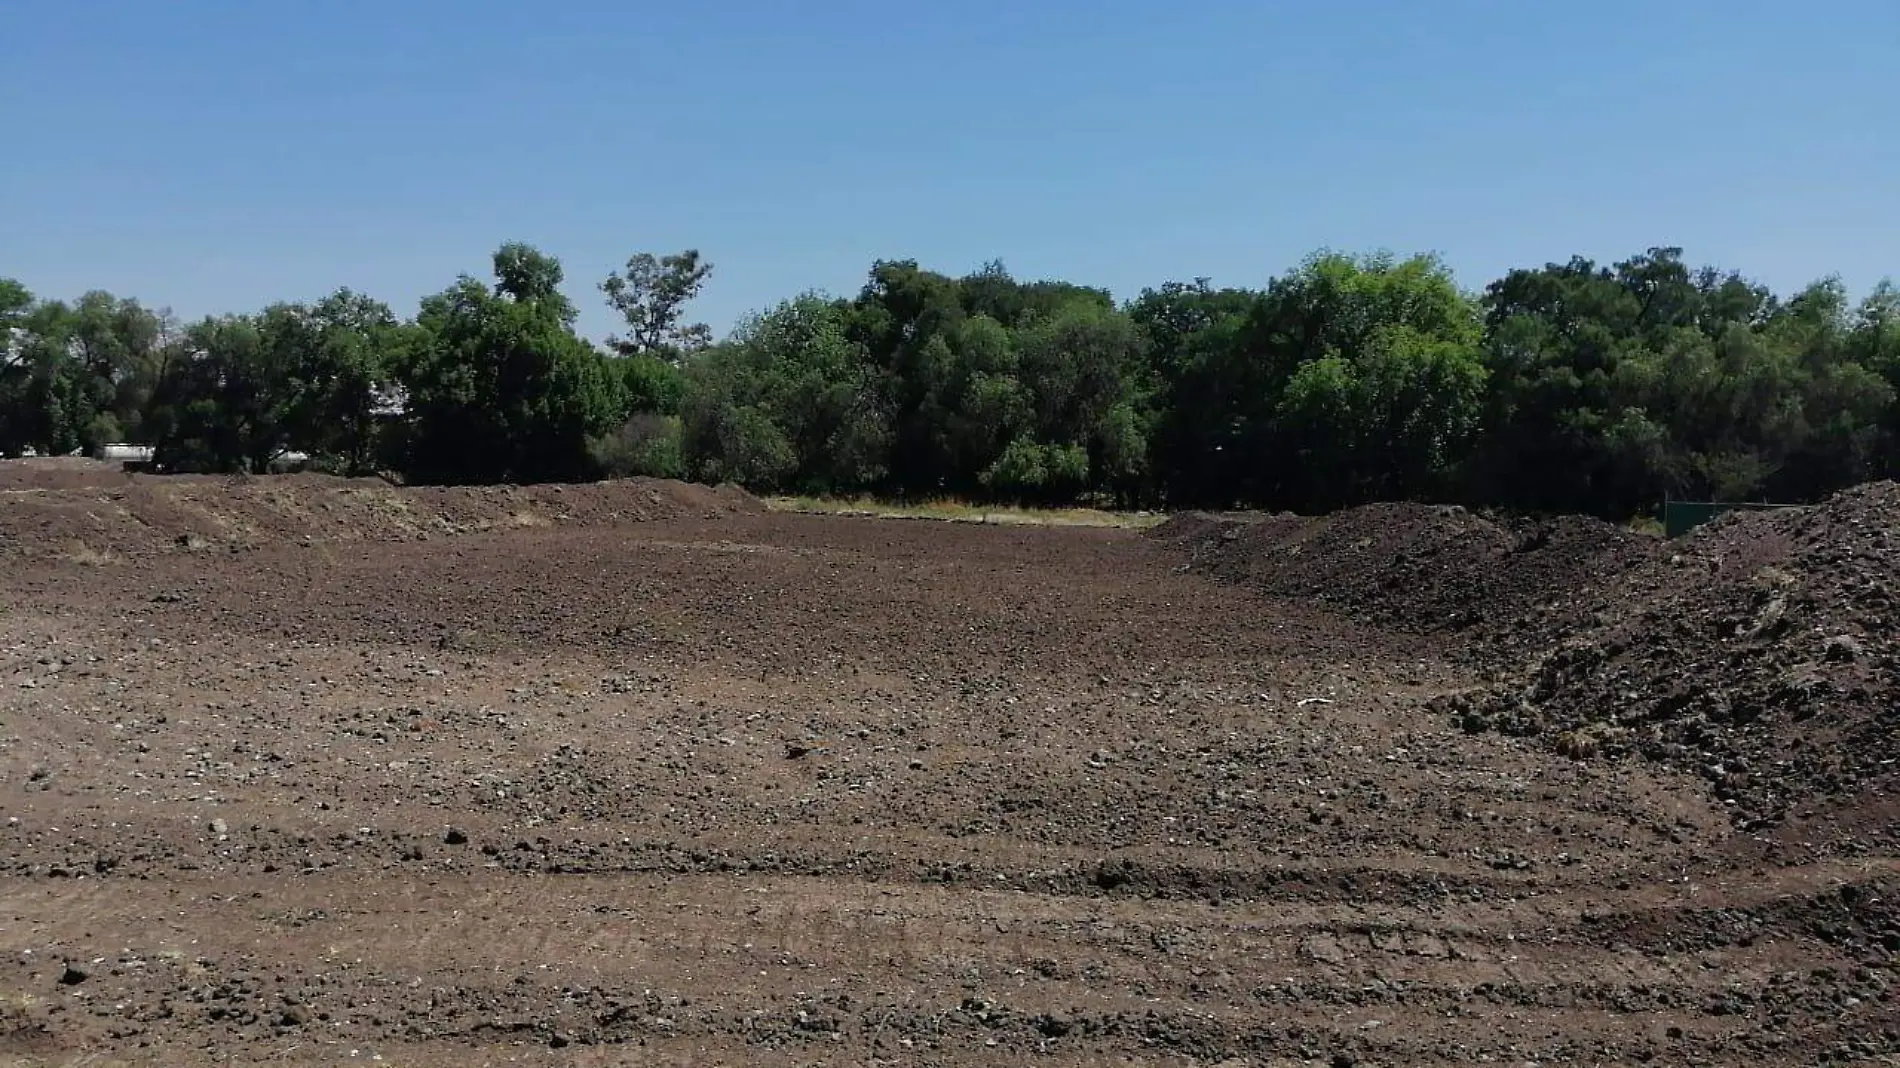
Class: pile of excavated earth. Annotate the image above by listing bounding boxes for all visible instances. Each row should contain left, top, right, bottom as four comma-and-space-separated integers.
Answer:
0, 459, 761, 559
3, 459, 1897, 1066
1160, 483, 1900, 840
1160, 503, 1653, 640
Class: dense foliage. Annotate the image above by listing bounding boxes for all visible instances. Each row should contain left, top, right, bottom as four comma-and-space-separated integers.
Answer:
4, 244, 1896, 517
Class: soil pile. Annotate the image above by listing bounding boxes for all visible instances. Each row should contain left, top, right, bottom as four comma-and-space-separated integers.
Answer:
0, 456, 138, 490
0, 474, 761, 559
1157, 502, 1653, 640
1160, 491, 1900, 832
1455, 482, 1900, 831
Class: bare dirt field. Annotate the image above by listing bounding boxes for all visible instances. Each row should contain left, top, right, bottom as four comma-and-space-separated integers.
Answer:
2, 465, 1896, 1065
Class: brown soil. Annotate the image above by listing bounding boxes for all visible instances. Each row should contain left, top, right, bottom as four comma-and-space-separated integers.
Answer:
1456, 482, 1900, 834
0, 457, 144, 491
1165, 490, 1900, 834
0, 467, 760, 560
1158, 504, 1654, 644
2, 475, 1896, 1065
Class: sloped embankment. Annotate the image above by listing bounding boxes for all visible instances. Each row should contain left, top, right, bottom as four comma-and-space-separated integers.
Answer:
1155, 502, 1652, 641
1456, 483, 1900, 831
1160, 489, 1900, 833
0, 473, 761, 559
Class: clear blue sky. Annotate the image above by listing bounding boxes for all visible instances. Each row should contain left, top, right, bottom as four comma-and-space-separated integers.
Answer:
5, 0, 1895, 344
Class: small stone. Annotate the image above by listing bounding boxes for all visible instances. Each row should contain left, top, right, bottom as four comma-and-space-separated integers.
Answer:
548, 1032, 570, 1049
58, 964, 88, 986
443, 828, 468, 846
209, 819, 229, 836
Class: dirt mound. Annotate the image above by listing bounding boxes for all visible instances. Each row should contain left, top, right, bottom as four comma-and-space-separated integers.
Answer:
1161, 502, 1654, 640
0, 474, 761, 559
1163, 491, 1900, 835
1150, 509, 1258, 545
0, 456, 139, 490
1454, 482, 1900, 832
1465, 512, 1664, 659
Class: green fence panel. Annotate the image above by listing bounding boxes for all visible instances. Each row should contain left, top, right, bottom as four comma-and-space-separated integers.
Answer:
1660, 501, 1797, 538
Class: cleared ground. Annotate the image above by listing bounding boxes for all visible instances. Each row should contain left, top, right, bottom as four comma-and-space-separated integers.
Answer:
1, 471, 1894, 1065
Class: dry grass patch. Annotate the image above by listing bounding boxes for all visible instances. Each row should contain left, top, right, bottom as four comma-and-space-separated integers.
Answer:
769, 495, 1164, 530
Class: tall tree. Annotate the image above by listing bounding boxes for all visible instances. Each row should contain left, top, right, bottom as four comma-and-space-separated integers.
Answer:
1, 290, 167, 456
680, 295, 890, 492
0, 279, 38, 455
1275, 325, 1488, 508
304, 289, 404, 474
398, 245, 622, 484
600, 250, 714, 361
1130, 279, 1260, 505
1148, 252, 1479, 509
149, 314, 289, 472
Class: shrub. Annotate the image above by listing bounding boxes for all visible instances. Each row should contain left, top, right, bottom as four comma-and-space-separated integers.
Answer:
589, 413, 686, 480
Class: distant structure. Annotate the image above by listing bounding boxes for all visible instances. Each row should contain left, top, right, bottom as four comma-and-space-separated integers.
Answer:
95, 443, 155, 464
94, 443, 157, 472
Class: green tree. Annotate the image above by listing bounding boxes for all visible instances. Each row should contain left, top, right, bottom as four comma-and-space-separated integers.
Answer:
1851, 281, 1900, 472
980, 439, 1090, 504
959, 260, 1114, 327
588, 350, 688, 481
898, 315, 1033, 494
494, 242, 577, 323
588, 411, 686, 480
1145, 251, 1479, 509
1472, 251, 1891, 514
0, 288, 167, 456
844, 260, 969, 493
587, 251, 704, 481
835, 259, 1150, 503
0, 279, 39, 456
145, 292, 401, 474
1014, 300, 1148, 502
679, 295, 890, 492
1130, 279, 1259, 504
398, 245, 623, 483
616, 352, 685, 415
149, 314, 290, 472
67, 291, 166, 443
600, 250, 713, 361
299, 289, 403, 474
11, 244, 1897, 518
0, 279, 29, 333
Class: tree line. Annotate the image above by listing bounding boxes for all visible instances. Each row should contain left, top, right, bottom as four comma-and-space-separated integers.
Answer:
3, 244, 1896, 518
